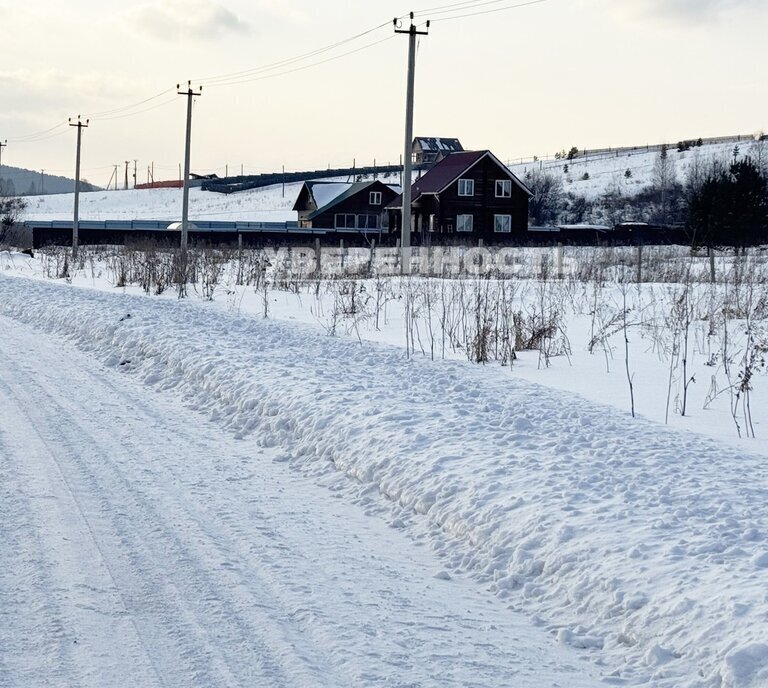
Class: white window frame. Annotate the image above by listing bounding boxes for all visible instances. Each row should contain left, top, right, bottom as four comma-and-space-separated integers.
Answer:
457, 214, 474, 233
334, 213, 356, 229
495, 179, 512, 198
494, 214, 512, 233
369, 191, 382, 205
458, 178, 475, 197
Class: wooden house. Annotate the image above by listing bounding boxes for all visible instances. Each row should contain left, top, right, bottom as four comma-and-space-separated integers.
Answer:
386, 150, 532, 244
412, 137, 464, 165
293, 180, 400, 234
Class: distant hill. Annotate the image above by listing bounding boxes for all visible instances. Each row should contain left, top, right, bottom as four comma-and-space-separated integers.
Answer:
0, 165, 101, 196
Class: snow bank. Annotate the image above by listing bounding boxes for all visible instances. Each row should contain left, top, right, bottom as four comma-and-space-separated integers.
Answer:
2, 273, 767, 687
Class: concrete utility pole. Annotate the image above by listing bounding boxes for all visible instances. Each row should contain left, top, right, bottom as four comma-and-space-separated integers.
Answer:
124, 161, 130, 190
177, 81, 202, 251
0, 140, 7, 183
394, 13, 429, 270
69, 116, 89, 259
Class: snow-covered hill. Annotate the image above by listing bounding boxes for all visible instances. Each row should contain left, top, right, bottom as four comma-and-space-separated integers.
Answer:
18, 137, 766, 223
509, 138, 766, 201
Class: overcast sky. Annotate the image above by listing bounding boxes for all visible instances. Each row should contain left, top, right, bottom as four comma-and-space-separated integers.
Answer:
1, 0, 766, 185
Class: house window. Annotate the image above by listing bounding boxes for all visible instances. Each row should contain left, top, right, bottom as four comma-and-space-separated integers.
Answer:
334, 213, 356, 229
369, 191, 382, 205
457, 214, 474, 232
356, 214, 379, 229
458, 178, 475, 196
495, 179, 512, 198
494, 214, 512, 233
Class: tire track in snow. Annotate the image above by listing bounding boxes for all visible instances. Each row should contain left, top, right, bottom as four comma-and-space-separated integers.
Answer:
0, 327, 344, 688
0, 294, 604, 688
0, 375, 160, 688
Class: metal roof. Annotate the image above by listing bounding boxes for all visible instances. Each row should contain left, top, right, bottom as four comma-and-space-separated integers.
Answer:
305, 181, 400, 220
413, 137, 464, 153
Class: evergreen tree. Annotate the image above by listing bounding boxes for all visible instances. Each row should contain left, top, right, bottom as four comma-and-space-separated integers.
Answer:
688, 157, 768, 248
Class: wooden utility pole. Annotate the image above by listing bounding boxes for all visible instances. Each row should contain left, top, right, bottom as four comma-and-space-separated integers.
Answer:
69, 117, 88, 258
124, 161, 130, 190
394, 12, 429, 272
177, 81, 202, 251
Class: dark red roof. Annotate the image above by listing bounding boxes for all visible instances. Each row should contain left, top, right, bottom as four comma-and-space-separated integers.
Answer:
386, 150, 531, 209
410, 150, 486, 196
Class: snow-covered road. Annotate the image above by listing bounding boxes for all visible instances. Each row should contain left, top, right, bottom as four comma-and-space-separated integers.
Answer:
0, 312, 598, 687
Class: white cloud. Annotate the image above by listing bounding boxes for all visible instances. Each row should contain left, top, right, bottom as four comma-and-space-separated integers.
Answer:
126, 0, 249, 42
616, 0, 764, 23
0, 69, 154, 120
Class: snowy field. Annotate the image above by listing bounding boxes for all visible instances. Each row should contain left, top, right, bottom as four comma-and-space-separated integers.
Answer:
19, 138, 765, 224
22, 182, 303, 222
2, 244, 768, 687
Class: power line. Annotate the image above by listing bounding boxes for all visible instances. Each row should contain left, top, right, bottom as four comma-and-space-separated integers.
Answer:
11, 129, 71, 146
412, 0, 494, 12
196, 20, 399, 86
92, 96, 178, 122
84, 88, 175, 119
414, 0, 511, 16
429, 0, 548, 22
204, 34, 397, 89
8, 121, 68, 143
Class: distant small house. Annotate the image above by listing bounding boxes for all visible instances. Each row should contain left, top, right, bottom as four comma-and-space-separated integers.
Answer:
292, 180, 401, 234
412, 137, 464, 165
386, 150, 532, 243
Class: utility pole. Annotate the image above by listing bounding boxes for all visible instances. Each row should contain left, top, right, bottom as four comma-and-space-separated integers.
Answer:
0, 139, 7, 196
112, 164, 119, 190
394, 13, 429, 270
124, 161, 130, 190
133, 160, 138, 189
41, 169, 45, 195
69, 116, 89, 259
0, 139, 7, 181
177, 81, 202, 250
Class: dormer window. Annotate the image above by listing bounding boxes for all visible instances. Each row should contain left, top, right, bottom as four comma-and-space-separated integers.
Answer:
370, 191, 382, 205
458, 178, 474, 196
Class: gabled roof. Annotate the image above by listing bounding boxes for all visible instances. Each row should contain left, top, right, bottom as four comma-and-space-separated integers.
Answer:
386, 150, 532, 209
305, 180, 401, 220
413, 137, 464, 153
292, 181, 353, 213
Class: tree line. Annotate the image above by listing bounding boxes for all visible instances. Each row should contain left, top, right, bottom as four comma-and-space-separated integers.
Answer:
525, 141, 768, 248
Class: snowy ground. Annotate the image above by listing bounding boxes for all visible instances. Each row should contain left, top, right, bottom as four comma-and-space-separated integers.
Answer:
22, 182, 303, 222
2, 268, 768, 687
0, 285, 601, 688
4, 245, 766, 455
